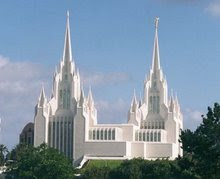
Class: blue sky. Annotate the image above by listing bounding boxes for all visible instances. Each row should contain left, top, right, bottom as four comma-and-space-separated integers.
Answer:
1, 0, 220, 148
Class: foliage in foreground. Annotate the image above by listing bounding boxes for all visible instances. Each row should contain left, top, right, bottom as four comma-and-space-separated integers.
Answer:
6, 143, 75, 179
81, 103, 220, 179
0, 144, 8, 166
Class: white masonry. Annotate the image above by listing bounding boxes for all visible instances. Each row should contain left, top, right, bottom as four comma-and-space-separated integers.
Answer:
34, 12, 183, 166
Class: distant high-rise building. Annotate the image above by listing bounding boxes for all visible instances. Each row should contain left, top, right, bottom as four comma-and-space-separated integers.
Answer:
34, 12, 183, 166
19, 122, 34, 145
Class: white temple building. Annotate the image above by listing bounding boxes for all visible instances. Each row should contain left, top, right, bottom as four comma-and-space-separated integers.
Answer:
34, 12, 183, 166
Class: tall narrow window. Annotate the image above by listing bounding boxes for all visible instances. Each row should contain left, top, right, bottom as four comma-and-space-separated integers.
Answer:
112, 129, 115, 140
104, 129, 107, 140
93, 130, 96, 140
67, 89, 70, 109
162, 122, 165, 129
97, 130, 100, 140
139, 132, 142, 141
147, 132, 149, 141
63, 89, 66, 109
153, 96, 156, 113
150, 132, 153, 142
154, 132, 157, 142
108, 129, 111, 140
158, 132, 161, 142
101, 130, 104, 140
143, 132, 146, 141
157, 96, 160, 113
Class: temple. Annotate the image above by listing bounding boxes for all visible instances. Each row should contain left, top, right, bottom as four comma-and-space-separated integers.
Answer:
34, 12, 183, 166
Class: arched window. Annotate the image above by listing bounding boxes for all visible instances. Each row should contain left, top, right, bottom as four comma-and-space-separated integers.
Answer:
147, 132, 149, 141
105, 129, 108, 140
63, 89, 66, 109
155, 122, 158, 129
149, 122, 151, 129
162, 122, 165, 129
158, 132, 161, 142
112, 129, 115, 140
143, 132, 146, 141
97, 130, 100, 140
139, 132, 142, 141
153, 96, 156, 113
101, 129, 104, 140
93, 130, 96, 140
154, 132, 157, 142
159, 121, 161, 129
108, 129, 111, 140
67, 89, 70, 109
157, 96, 160, 113
150, 132, 153, 142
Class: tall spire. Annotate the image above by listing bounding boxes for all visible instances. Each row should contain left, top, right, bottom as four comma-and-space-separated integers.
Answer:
87, 87, 94, 107
39, 86, 46, 107
131, 90, 138, 112
151, 17, 160, 72
63, 11, 73, 63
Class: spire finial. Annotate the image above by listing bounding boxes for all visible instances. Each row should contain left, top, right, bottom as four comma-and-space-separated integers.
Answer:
155, 17, 159, 29
67, 10, 70, 18
151, 17, 160, 72
62, 10, 74, 65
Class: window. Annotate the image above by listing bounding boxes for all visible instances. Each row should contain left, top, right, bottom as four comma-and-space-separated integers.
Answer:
112, 129, 115, 140
158, 132, 161, 142
154, 132, 157, 142
139, 132, 142, 141
153, 81, 157, 89
97, 130, 100, 140
157, 96, 160, 113
93, 130, 96, 140
159, 122, 161, 129
143, 132, 146, 141
108, 129, 111, 140
105, 129, 108, 140
147, 132, 149, 141
162, 122, 165, 129
101, 130, 104, 140
150, 132, 153, 142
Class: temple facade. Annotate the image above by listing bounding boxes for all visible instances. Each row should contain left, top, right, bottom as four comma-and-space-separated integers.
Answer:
34, 12, 183, 166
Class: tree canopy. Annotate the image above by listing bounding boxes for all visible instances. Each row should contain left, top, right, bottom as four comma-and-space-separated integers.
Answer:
6, 143, 75, 179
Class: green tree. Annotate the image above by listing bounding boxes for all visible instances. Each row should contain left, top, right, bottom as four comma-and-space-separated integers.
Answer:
6, 143, 75, 179
180, 103, 220, 178
0, 144, 8, 166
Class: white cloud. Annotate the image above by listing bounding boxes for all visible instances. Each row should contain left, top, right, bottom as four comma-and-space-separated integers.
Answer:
183, 108, 204, 131
96, 98, 129, 124
81, 71, 131, 87
206, 1, 220, 17
0, 55, 51, 148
